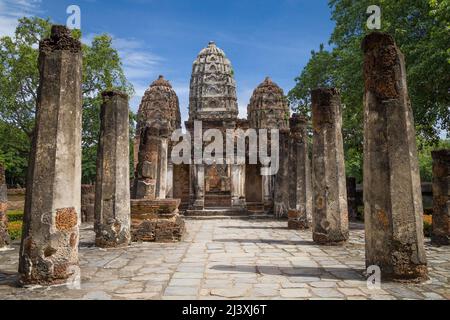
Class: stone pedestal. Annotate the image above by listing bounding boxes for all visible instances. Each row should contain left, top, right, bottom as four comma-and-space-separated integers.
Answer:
18, 26, 82, 286
288, 114, 312, 230
0, 164, 10, 248
311, 88, 349, 244
347, 177, 358, 221
431, 150, 450, 245
94, 91, 131, 248
131, 199, 185, 242
362, 32, 428, 281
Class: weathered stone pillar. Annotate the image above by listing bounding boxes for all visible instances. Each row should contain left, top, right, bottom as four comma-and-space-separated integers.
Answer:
0, 163, 10, 249
347, 177, 358, 221
431, 150, 450, 245
311, 88, 349, 244
157, 134, 169, 199
166, 160, 174, 198
362, 32, 428, 281
274, 130, 290, 218
288, 114, 312, 230
19, 25, 82, 285
231, 164, 246, 208
262, 173, 273, 211
133, 127, 159, 200
192, 164, 205, 209
94, 91, 131, 248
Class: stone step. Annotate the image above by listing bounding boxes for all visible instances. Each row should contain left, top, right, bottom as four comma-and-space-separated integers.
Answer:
183, 214, 274, 220
184, 208, 246, 217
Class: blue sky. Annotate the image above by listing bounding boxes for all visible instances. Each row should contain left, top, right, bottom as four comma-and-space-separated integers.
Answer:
0, 0, 335, 122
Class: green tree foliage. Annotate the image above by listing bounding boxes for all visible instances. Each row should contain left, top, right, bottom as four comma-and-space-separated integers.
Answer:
288, 0, 450, 182
0, 17, 135, 185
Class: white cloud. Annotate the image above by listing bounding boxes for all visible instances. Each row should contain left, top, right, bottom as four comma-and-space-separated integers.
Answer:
0, 0, 41, 37
83, 33, 165, 113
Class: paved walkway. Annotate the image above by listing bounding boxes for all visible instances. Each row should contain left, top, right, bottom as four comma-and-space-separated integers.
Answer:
0, 219, 449, 300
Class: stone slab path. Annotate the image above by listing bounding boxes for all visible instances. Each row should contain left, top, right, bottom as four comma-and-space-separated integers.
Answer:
0, 220, 449, 300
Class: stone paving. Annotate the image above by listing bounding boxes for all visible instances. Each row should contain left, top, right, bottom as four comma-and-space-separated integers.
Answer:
0, 219, 449, 300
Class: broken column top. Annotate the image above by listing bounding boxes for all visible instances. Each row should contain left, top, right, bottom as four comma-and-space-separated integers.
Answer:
40, 25, 81, 53
102, 90, 129, 100
361, 32, 396, 53
362, 32, 400, 100
311, 88, 340, 107
432, 149, 450, 161
290, 113, 308, 125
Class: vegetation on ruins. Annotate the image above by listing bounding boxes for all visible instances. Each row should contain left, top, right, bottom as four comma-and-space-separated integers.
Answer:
0, 17, 135, 186
288, 0, 450, 182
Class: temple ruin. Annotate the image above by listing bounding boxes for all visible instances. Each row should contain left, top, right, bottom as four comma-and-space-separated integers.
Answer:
135, 43, 308, 218
6, 27, 442, 291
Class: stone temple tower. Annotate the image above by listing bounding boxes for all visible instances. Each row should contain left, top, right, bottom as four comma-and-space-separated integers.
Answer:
136, 75, 181, 137
133, 75, 182, 200
134, 75, 181, 169
248, 77, 290, 130
186, 41, 241, 213
189, 41, 238, 121
247, 77, 291, 214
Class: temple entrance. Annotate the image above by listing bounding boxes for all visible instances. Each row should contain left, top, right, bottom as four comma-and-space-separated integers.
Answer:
205, 164, 232, 208
245, 164, 263, 212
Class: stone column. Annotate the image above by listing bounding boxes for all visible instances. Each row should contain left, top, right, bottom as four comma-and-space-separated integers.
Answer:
274, 130, 290, 218
157, 134, 169, 199
288, 115, 312, 230
362, 32, 427, 281
347, 177, 358, 221
311, 88, 349, 244
0, 163, 10, 248
431, 150, 449, 245
262, 173, 273, 210
133, 127, 159, 200
192, 164, 205, 209
18, 26, 82, 286
166, 160, 174, 198
231, 164, 245, 208
94, 91, 131, 248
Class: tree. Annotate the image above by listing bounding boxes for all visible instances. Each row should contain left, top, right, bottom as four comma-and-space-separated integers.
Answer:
289, 0, 450, 182
0, 17, 135, 185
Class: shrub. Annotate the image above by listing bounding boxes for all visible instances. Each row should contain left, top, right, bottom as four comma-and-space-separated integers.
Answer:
7, 210, 24, 222
423, 215, 433, 237
8, 221, 23, 241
